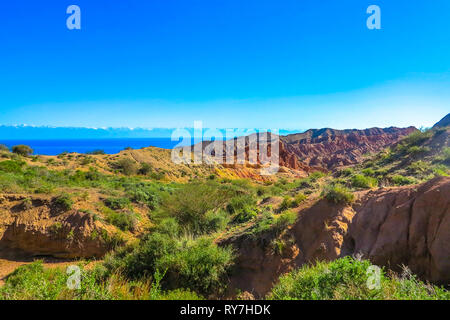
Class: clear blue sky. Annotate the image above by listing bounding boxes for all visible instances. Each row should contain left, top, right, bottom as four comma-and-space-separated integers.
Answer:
0, 0, 449, 130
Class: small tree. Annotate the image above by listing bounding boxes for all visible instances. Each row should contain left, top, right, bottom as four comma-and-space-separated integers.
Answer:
115, 158, 138, 176
12, 145, 33, 156
86, 149, 105, 155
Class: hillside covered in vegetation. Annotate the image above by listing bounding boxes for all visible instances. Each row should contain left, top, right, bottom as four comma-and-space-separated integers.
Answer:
0, 115, 449, 300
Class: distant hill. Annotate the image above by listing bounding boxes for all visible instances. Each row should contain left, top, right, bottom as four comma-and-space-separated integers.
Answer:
279, 126, 417, 169
433, 113, 450, 129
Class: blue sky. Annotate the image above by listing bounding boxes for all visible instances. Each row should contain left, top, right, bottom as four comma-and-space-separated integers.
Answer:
0, 0, 449, 130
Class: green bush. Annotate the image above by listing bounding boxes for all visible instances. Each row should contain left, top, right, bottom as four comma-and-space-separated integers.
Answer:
268, 257, 450, 300
408, 161, 429, 174
402, 130, 433, 147
308, 171, 326, 182
53, 193, 73, 211
104, 234, 234, 295
12, 145, 33, 156
351, 174, 378, 189
126, 184, 159, 209
115, 159, 138, 176
407, 146, 430, 156
226, 195, 256, 214
323, 185, 355, 204
338, 168, 353, 177
0, 261, 202, 300
160, 182, 233, 234
292, 192, 307, 206
279, 196, 293, 212
0, 160, 25, 173
432, 165, 449, 177
86, 150, 106, 155
391, 175, 416, 186
233, 206, 257, 224
106, 210, 137, 231
138, 163, 153, 175
226, 193, 259, 223
273, 210, 297, 233
104, 197, 131, 210
361, 168, 375, 177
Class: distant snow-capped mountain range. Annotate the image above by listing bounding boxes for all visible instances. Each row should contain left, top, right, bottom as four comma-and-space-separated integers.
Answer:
0, 125, 303, 139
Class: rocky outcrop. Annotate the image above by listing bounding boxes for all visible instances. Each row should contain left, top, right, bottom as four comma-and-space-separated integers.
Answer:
343, 177, 450, 284
0, 195, 113, 258
193, 126, 416, 173
280, 126, 417, 169
223, 177, 450, 297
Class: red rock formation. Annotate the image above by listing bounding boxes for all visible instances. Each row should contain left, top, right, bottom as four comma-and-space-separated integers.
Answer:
196, 126, 416, 172
344, 177, 450, 283
223, 177, 450, 297
280, 126, 417, 169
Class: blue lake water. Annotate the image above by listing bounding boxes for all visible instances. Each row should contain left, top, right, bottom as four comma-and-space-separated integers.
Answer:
0, 138, 188, 155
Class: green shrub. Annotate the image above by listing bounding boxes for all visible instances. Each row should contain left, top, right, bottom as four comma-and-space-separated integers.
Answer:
150, 170, 166, 180
153, 217, 180, 236
233, 206, 257, 224
22, 198, 33, 210
338, 168, 353, 177
115, 159, 138, 176
104, 197, 131, 210
297, 178, 313, 189
323, 185, 355, 204
292, 192, 307, 206
273, 210, 297, 233
402, 130, 433, 146
80, 156, 95, 165
104, 234, 234, 295
268, 257, 450, 300
126, 184, 159, 209
441, 147, 450, 164
351, 174, 378, 189
0, 261, 202, 300
106, 210, 137, 232
53, 193, 73, 211
308, 171, 326, 182
391, 175, 416, 186
163, 237, 234, 294
48, 222, 63, 235
407, 146, 430, 156
408, 161, 429, 174
279, 196, 293, 212
361, 168, 375, 177
86, 149, 105, 155
432, 165, 449, 177
0, 160, 25, 173
12, 145, 33, 156
160, 182, 233, 234
226, 195, 256, 214
138, 163, 153, 175
250, 210, 275, 236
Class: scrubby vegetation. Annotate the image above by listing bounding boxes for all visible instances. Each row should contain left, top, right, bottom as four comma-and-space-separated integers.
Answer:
0, 124, 448, 301
322, 184, 355, 204
332, 127, 449, 189
0, 261, 201, 300
268, 257, 450, 300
